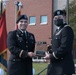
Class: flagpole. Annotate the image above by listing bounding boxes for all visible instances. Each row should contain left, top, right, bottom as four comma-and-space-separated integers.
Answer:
15, 1, 22, 29
18, 1, 22, 11
15, 1, 19, 27
3, 1, 6, 10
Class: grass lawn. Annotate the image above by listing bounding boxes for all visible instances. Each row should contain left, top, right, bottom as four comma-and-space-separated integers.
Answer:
33, 62, 48, 75
2, 59, 76, 75
1, 62, 48, 75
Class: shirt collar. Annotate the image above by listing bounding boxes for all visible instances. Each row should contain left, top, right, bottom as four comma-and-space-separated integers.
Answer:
19, 29, 26, 34
57, 27, 60, 30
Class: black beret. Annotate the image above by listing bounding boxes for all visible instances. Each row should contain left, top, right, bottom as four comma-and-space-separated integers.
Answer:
16, 15, 28, 23
54, 10, 66, 16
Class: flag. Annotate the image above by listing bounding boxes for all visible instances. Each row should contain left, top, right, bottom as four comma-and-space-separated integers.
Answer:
15, 9, 21, 29
0, 9, 7, 71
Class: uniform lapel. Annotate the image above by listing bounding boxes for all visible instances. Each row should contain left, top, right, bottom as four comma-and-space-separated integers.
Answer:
16, 29, 22, 35
16, 29, 26, 41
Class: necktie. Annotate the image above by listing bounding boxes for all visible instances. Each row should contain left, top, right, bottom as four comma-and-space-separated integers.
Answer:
23, 32, 26, 40
55, 29, 59, 34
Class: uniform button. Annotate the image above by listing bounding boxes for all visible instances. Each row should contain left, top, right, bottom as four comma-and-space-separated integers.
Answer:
26, 46, 28, 47
21, 34, 23, 36
26, 42, 28, 43
13, 59, 15, 61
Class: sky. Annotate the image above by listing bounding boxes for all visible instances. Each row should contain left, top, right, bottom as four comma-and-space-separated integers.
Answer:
58, 0, 67, 9
58, 0, 73, 9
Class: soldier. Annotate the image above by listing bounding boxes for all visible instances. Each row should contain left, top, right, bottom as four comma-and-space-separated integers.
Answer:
44, 10, 75, 75
7, 15, 36, 75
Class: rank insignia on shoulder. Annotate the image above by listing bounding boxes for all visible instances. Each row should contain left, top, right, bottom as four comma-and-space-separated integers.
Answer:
17, 34, 19, 37
30, 35, 33, 39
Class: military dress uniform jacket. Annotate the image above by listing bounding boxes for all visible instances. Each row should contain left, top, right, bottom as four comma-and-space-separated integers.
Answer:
7, 29, 35, 75
47, 25, 75, 75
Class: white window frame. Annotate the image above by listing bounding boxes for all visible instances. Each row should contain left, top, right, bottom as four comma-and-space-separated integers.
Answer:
29, 16, 36, 25
40, 15, 48, 25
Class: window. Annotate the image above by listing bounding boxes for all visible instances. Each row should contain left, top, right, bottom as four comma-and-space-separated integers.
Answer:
29, 16, 36, 25
40, 16, 48, 24
36, 41, 47, 45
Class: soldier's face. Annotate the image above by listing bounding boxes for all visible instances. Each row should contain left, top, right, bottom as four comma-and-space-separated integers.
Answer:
54, 15, 64, 20
53, 15, 66, 26
17, 19, 28, 31
54, 15, 66, 23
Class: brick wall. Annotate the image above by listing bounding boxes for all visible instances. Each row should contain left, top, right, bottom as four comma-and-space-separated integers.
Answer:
6, 0, 53, 59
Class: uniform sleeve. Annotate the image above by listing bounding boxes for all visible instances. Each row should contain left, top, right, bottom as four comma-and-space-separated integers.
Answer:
7, 31, 28, 58
51, 27, 74, 61
31, 34, 36, 52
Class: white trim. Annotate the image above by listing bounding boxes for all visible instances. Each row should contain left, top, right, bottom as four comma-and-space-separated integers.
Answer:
40, 22, 47, 25
29, 23, 36, 26
53, 52, 58, 59
56, 25, 69, 35
19, 50, 23, 57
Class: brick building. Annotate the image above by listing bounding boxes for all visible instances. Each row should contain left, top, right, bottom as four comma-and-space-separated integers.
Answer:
6, 0, 53, 43
6, 0, 53, 58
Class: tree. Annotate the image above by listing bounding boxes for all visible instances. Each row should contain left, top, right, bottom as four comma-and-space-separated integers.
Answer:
65, 0, 76, 59
68, 0, 76, 42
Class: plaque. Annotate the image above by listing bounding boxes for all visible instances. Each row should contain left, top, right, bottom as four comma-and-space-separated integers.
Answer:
36, 50, 45, 57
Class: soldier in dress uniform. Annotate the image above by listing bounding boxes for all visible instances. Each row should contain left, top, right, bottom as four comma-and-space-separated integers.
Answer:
44, 10, 75, 75
7, 15, 36, 75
